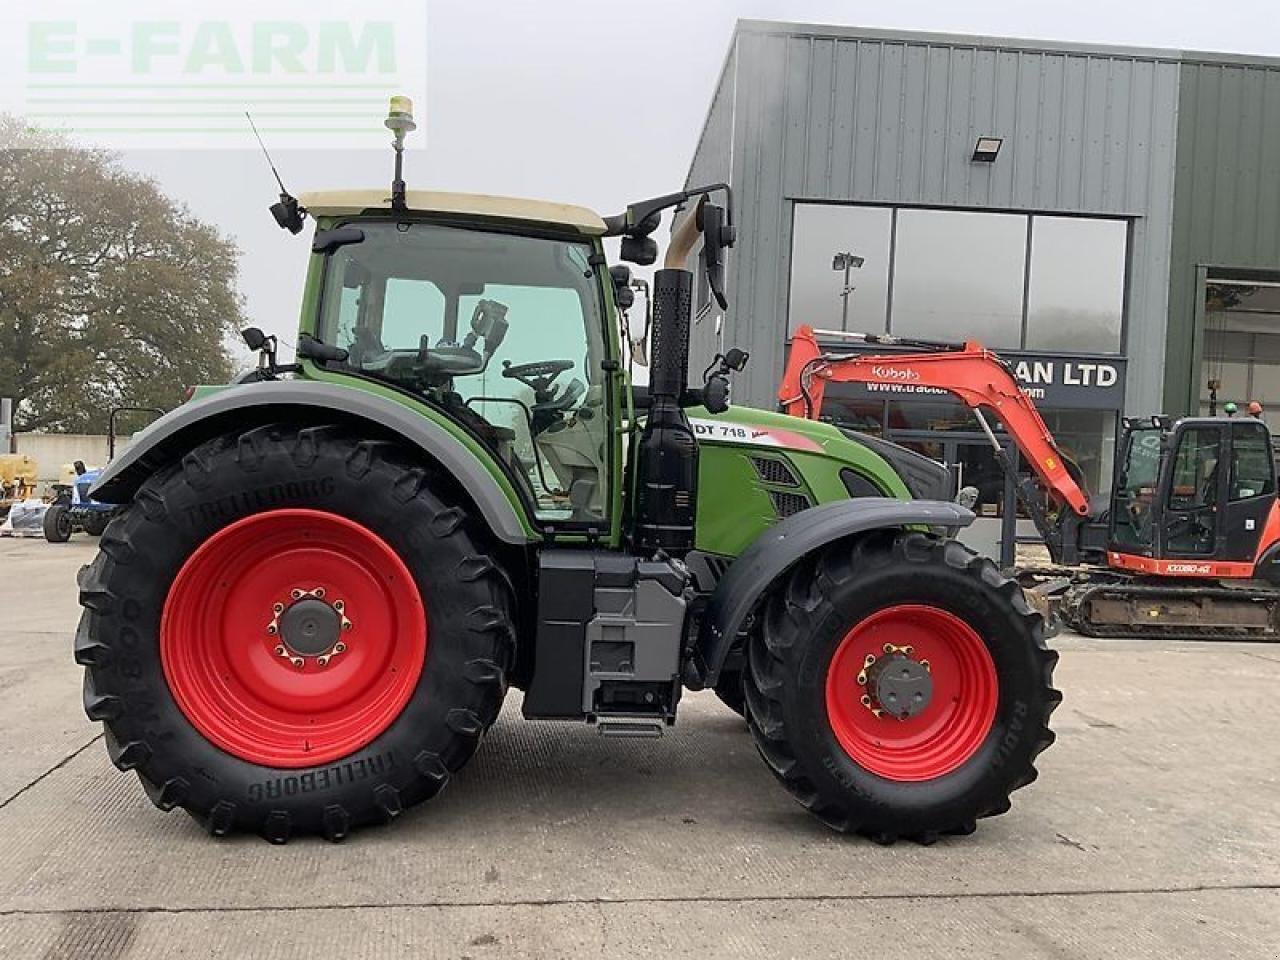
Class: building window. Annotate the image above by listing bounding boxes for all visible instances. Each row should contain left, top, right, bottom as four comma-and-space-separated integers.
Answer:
788, 204, 892, 334
1025, 216, 1126, 353
788, 203, 1129, 354
891, 209, 1026, 348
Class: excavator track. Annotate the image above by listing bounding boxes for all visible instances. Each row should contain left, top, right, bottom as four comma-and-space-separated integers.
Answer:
1061, 577, 1280, 641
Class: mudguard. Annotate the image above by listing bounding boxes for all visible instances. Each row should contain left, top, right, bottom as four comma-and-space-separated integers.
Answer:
694, 498, 974, 687
90, 380, 534, 544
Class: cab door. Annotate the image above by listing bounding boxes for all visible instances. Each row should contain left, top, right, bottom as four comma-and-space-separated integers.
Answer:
1157, 423, 1225, 559
1219, 420, 1277, 562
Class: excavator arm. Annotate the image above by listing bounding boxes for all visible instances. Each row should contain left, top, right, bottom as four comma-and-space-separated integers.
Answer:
780, 324, 1092, 521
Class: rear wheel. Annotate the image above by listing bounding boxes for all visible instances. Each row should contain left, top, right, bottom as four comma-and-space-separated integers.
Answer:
43, 504, 72, 542
76, 424, 515, 842
744, 531, 1058, 842
82, 512, 110, 537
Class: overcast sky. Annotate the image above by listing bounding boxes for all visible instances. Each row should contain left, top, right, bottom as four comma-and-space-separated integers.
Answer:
106, 0, 1280, 357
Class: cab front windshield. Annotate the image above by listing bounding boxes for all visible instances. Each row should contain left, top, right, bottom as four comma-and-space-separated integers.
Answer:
316, 221, 610, 524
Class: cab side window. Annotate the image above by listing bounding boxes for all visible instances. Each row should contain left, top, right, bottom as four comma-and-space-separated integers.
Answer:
1230, 424, 1276, 501
1169, 427, 1221, 509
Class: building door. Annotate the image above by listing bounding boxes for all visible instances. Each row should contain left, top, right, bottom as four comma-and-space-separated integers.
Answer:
1200, 273, 1280, 428
893, 433, 1017, 566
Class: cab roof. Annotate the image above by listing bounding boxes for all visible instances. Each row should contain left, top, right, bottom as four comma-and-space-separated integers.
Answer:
297, 190, 607, 236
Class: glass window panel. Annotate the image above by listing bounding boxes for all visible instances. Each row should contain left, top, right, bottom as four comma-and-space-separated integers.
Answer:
1230, 424, 1275, 500
788, 204, 892, 334
885, 400, 981, 433
1025, 217, 1127, 353
815, 387, 885, 435
1037, 410, 1117, 498
890, 209, 1026, 348
1201, 361, 1250, 406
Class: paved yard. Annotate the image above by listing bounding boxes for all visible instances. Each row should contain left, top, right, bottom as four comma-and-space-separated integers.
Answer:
0, 536, 1276, 958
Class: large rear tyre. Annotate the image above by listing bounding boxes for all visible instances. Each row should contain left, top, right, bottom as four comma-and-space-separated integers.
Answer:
75, 424, 515, 842
744, 531, 1058, 842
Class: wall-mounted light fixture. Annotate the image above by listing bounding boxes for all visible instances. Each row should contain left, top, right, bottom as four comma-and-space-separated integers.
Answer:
971, 137, 1003, 163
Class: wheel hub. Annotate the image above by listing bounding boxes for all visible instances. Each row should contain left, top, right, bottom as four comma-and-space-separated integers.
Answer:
266, 587, 353, 667
279, 597, 340, 656
863, 650, 933, 720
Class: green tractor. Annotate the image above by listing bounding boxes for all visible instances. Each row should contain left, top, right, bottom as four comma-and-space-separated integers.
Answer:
76, 99, 1057, 844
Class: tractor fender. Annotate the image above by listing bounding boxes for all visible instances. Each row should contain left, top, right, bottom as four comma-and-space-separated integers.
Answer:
89, 380, 534, 544
694, 498, 974, 687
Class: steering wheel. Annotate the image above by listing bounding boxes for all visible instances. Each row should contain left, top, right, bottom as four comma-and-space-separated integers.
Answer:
501, 359, 574, 399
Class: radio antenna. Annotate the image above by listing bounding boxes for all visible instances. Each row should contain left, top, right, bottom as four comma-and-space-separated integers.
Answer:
246, 112, 305, 234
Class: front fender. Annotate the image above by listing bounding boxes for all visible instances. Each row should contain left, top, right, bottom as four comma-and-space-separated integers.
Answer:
694, 498, 974, 687
90, 381, 535, 545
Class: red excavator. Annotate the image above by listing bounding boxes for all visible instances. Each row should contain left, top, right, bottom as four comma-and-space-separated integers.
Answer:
780, 324, 1280, 639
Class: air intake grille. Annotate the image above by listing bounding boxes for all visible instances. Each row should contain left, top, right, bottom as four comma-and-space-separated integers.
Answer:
769, 490, 811, 518
751, 456, 799, 487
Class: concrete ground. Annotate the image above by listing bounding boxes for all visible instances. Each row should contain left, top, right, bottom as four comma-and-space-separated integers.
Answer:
0, 537, 1276, 960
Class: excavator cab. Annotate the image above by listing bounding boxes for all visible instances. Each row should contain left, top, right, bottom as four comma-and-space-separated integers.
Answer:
1108, 416, 1278, 571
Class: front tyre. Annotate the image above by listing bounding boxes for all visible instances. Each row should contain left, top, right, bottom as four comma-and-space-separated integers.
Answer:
75, 424, 515, 842
744, 531, 1058, 842
43, 504, 72, 542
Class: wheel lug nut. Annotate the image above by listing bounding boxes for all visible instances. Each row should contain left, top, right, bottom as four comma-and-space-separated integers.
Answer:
290, 589, 304, 600
314, 587, 326, 599
291, 657, 304, 669
272, 602, 285, 615
334, 642, 346, 653
274, 645, 286, 656
333, 600, 344, 613
267, 623, 277, 635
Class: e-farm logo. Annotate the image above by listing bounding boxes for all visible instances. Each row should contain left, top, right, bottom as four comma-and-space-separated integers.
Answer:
2, 1, 426, 149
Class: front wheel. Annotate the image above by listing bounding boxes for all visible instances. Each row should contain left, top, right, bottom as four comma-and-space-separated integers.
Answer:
744, 531, 1058, 842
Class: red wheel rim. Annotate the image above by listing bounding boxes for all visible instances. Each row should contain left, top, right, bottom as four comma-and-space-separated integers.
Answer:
825, 604, 997, 781
161, 509, 427, 768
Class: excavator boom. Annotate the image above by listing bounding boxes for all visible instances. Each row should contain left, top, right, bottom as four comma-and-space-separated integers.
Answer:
779, 325, 1091, 518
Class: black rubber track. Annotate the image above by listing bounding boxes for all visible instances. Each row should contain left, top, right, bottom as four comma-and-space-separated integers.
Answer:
75, 423, 515, 843
743, 530, 1059, 844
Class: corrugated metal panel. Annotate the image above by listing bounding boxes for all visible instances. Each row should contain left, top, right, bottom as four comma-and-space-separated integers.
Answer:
1164, 62, 1280, 413
685, 24, 1183, 415
682, 42, 738, 369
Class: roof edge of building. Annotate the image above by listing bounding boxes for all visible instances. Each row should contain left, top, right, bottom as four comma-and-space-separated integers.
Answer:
732, 18, 1280, 69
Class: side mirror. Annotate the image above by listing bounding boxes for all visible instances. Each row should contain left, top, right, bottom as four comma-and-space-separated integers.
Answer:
697, 202, 735, 310
241, 327, 267, 351
620, 235, 658, 266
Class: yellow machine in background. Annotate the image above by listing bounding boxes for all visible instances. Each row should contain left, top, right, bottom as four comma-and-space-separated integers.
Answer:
0, 454, 38, 507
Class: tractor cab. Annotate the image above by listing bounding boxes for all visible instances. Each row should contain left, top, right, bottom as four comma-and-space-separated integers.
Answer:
306, 209, 617, 526
1108, 415, 1278, 571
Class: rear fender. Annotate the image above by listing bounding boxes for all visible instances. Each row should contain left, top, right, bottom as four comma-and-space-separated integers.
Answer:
90, 381, 535, 545
693, 498, 974, 687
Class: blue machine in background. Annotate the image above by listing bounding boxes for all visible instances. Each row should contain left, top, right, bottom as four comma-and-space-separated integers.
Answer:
43, 407, 163, 543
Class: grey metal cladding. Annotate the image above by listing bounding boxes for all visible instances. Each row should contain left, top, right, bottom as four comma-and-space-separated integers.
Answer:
1163, 60, 1280, 413
90, 380, 533, 544
685, 21, 1183, 418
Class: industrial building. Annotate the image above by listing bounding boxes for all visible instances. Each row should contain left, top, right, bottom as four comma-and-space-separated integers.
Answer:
682, 19, 1280, 562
